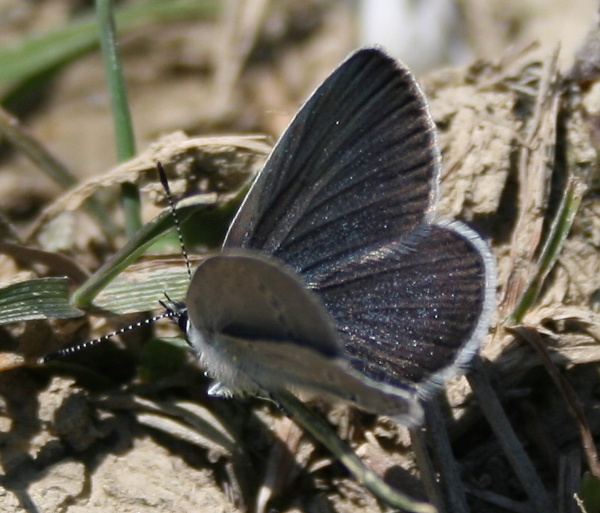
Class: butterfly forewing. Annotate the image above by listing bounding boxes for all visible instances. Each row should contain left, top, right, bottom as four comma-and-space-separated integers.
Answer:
224, 48, 440, 280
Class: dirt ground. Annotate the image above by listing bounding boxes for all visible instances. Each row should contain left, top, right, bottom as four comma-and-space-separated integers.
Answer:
1, 1, 600, 512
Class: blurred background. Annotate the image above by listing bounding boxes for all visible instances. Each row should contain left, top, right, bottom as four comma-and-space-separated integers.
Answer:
1, 0, 596, 200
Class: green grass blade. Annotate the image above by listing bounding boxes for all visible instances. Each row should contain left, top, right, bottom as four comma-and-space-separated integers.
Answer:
0, 0, 219, 98
71, 192, 230, 308
506, 176, 586, 325
0, 277, 83, 324
92, 265, 190, 314
272, 390, 436, 513
96, 0, 141, 236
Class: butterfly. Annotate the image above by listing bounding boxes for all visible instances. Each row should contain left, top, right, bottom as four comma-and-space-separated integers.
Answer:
171, 47, 495, 426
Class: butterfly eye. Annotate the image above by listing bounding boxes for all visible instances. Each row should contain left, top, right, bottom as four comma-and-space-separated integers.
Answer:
177, 310, 190, 338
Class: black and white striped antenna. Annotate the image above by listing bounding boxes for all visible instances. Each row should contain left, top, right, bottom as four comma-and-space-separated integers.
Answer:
156, 162, 193, 281
40, 162, 192, 363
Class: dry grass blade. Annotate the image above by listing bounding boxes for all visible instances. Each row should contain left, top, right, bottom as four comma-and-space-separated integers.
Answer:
95, 394, 237, 456
25, 133, 270, 243
511, 326, 600, 479
559, 448, 583, 513
0, 241, 89, 284
467, 359, 555, 512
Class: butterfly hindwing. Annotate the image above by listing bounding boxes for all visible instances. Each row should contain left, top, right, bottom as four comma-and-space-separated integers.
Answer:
312, 220, 495, 395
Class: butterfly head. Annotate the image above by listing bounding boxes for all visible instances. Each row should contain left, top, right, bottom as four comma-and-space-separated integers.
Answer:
159, 294, 189, 336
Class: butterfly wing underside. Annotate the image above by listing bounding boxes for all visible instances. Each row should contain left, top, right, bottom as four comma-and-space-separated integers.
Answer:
186, 254, 422, 423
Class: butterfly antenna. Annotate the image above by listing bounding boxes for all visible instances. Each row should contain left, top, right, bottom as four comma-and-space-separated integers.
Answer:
157, 162, 192, 281
39, 310, 179, 364
40, 164, 191, 365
